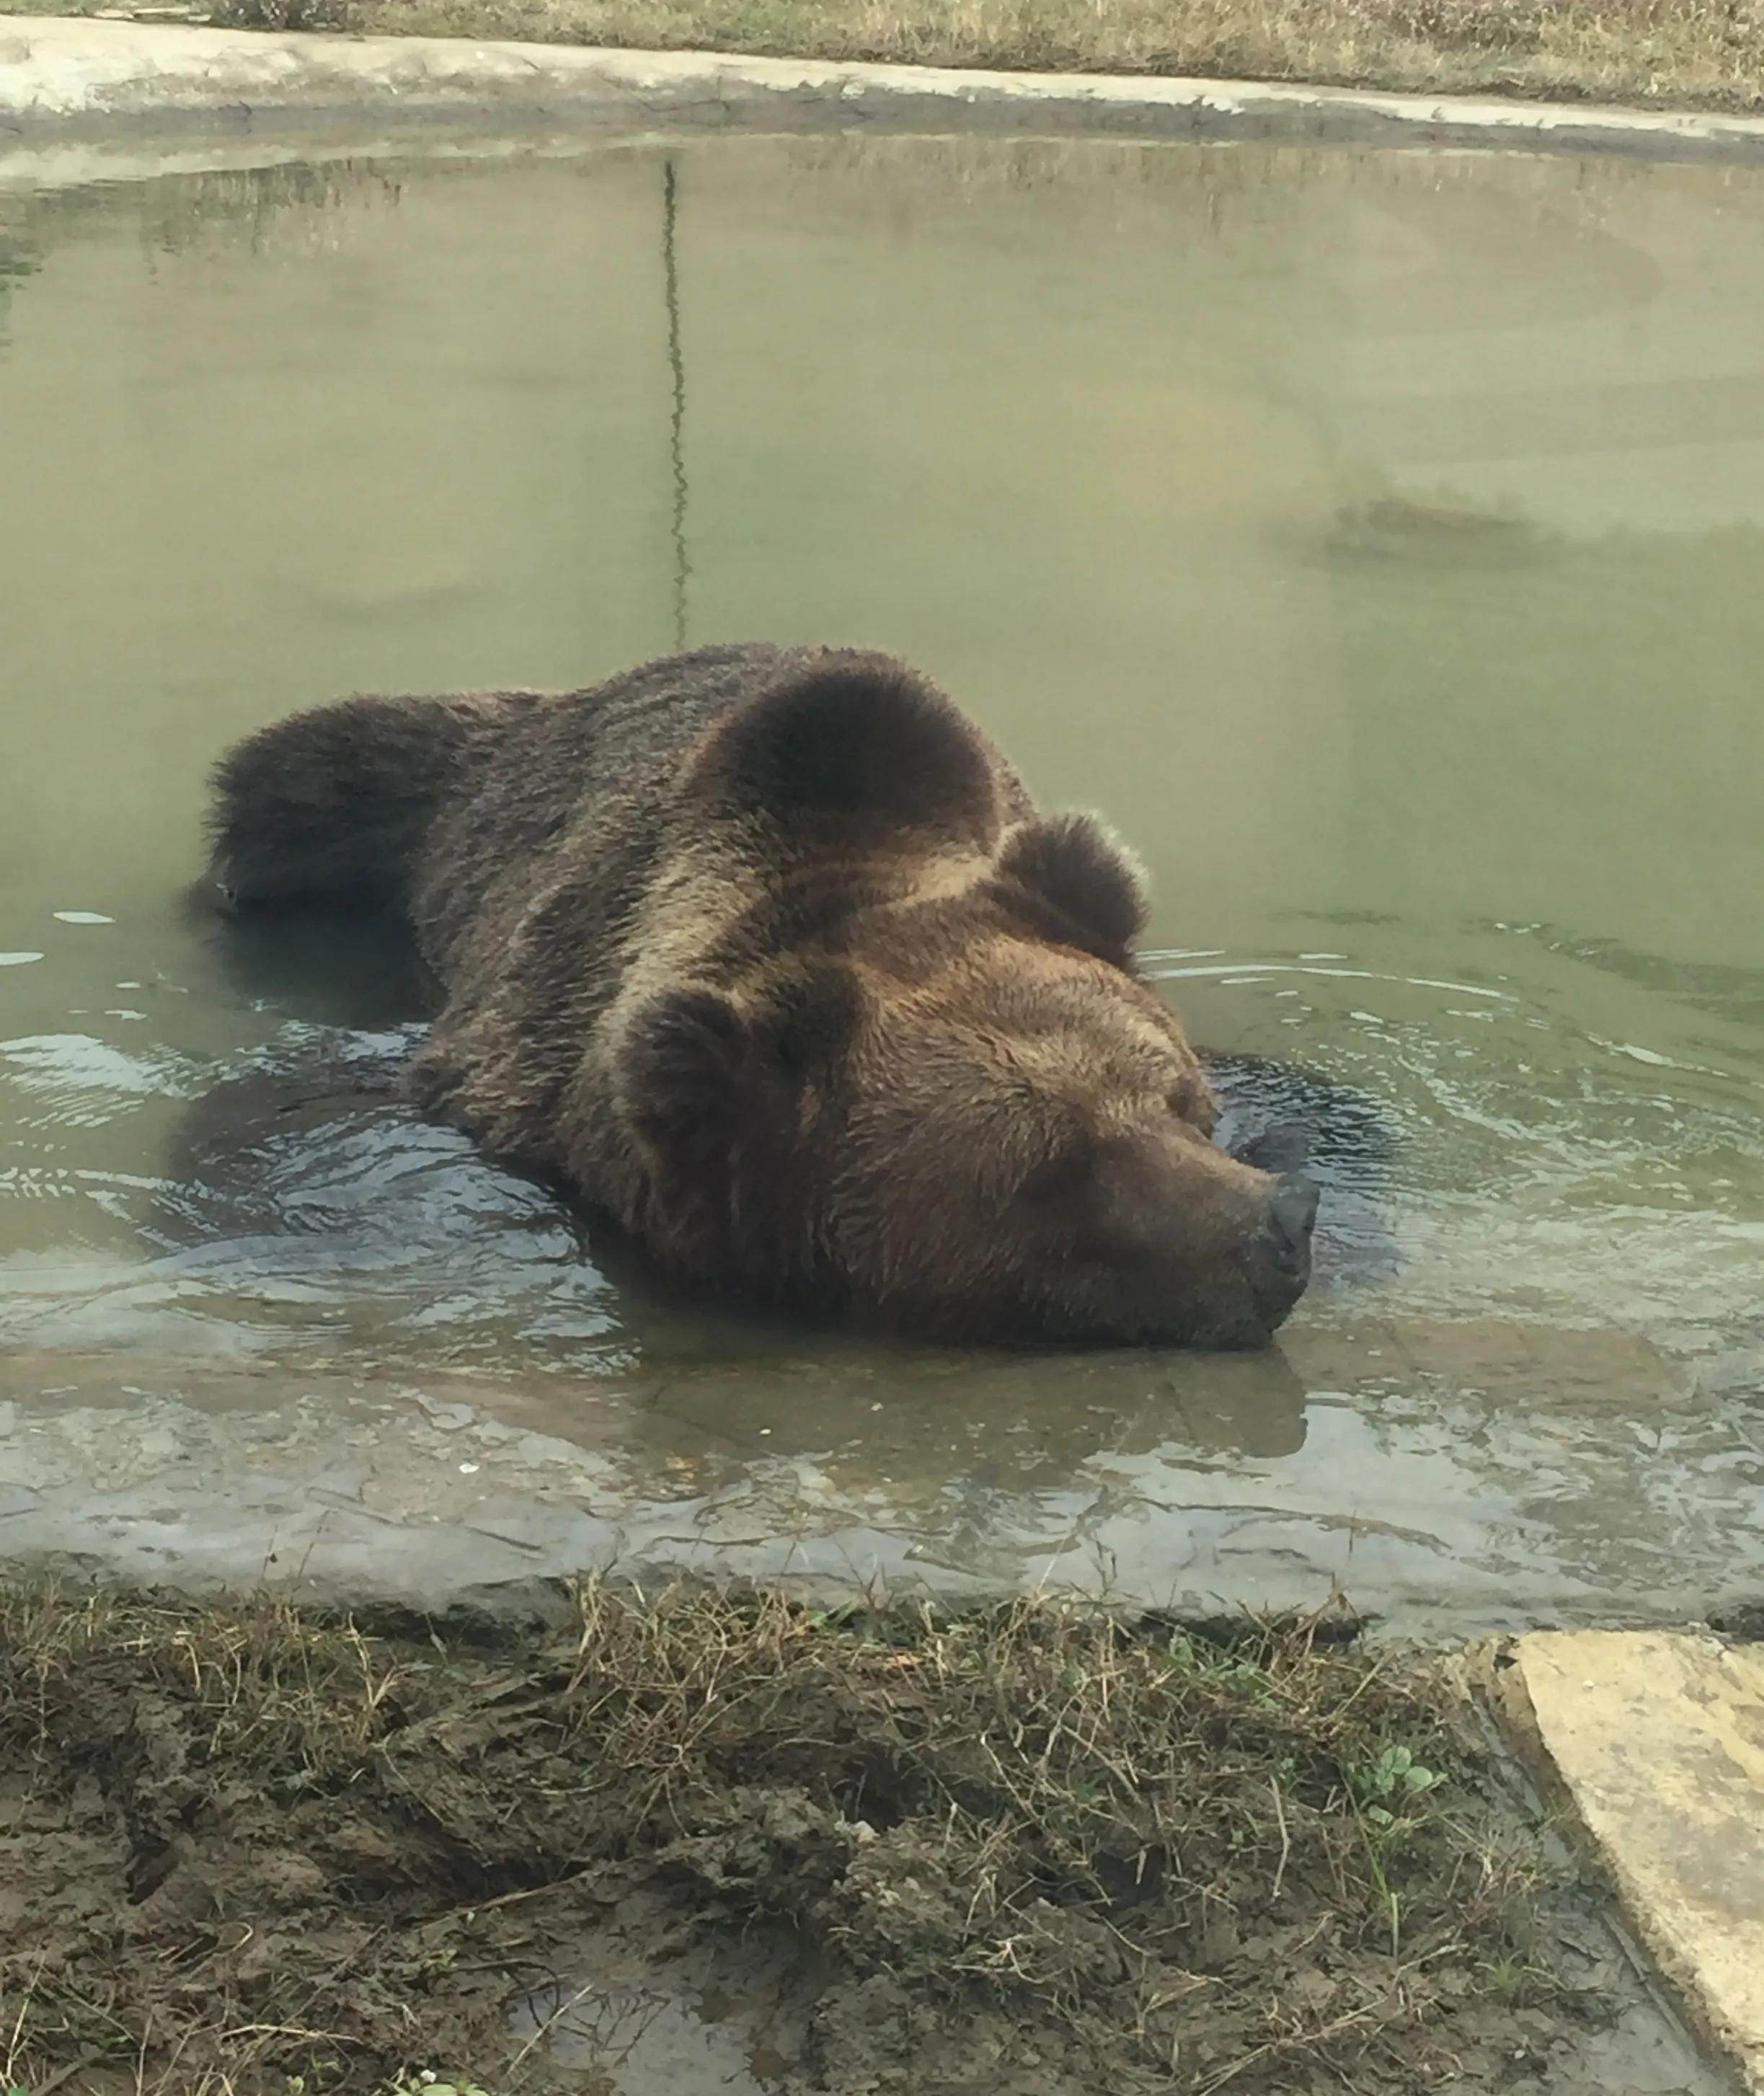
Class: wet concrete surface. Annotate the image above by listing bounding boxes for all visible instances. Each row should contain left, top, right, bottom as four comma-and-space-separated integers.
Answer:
0, 1354, 1719, 1627
0, 1311, 1744, 1632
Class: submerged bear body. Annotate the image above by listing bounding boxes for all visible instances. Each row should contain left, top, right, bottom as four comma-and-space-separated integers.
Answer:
205, 644, 1316, 1347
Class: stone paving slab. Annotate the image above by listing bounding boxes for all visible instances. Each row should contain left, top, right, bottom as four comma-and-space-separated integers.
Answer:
4, 14, 1764, 161
1497, 1632, 1764, 2094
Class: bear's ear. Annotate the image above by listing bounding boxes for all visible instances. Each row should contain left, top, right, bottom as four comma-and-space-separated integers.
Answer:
763, 960, 867, 1082
691, 652, 999, 846
995, 814, 1148, 963
622, 970, 863, 1155
621, 988, 753, 1167
620, 976, 861, 1273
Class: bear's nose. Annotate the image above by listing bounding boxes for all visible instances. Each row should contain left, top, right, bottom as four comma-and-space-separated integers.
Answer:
1266, 1175, 1320, 1269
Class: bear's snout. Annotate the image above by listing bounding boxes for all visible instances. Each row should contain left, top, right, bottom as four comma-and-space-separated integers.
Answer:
1223, 1170, 1318, 1343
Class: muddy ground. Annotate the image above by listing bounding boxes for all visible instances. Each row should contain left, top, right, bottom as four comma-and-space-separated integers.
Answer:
0, 1583, 1724, 2096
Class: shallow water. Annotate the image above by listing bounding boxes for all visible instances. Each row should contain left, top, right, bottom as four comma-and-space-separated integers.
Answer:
1, 135, 1762, 1630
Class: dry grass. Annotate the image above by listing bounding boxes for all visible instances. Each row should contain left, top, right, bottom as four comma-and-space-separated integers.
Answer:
7, 0, 1748, 115
0, 1580, 1569, 2095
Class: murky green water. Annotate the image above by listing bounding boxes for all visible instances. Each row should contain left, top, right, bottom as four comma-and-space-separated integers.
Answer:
1, 135, 1761, 1630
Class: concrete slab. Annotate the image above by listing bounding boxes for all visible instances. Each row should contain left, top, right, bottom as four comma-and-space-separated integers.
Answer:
3, 14, 1764, 161
1497, 1632, 1764, 2094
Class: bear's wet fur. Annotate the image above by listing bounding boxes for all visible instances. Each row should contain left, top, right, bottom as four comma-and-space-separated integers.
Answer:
206, 643, 1316, 1348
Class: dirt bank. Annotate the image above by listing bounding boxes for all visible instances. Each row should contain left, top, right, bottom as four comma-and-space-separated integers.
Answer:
0, 1582, 1720, 2095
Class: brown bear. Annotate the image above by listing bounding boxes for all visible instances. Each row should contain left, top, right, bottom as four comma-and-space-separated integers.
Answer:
204, 643, 1317, 1348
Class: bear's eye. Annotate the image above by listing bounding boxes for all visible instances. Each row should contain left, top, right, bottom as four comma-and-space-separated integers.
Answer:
1018, 1144, 1096, 1208
1168, 1079, 1218, 1137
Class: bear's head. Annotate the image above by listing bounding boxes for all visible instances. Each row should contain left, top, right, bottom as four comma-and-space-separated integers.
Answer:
619, 652, 1316, 1349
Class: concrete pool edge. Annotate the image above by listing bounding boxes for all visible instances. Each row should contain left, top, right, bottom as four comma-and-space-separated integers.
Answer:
1489, 1632, 1764, 2096
5, 14, 1764, 167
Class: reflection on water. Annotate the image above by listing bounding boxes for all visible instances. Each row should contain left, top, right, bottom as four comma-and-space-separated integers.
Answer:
1, 135, 1761, 1630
